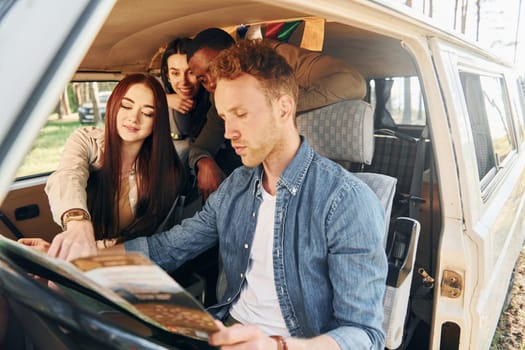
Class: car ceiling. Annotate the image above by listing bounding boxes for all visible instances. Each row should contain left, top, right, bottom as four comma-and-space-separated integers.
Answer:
78, 0, 416, 78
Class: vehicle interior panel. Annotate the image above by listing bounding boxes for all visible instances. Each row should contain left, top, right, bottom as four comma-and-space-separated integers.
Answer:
0, 183, 60, 242
1, 1, 451, 348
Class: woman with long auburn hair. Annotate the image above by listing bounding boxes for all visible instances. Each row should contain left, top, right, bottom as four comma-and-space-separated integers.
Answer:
45, 73, 186, 261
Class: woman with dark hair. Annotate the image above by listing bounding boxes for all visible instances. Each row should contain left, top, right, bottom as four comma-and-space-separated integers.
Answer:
160, 38, 210, 164
45, 73, 186, 261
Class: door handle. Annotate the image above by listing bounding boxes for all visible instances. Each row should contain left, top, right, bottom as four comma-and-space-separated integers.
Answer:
15, 204, 40, 221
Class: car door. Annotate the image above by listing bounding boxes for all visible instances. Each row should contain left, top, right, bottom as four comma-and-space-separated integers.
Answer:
429, 37, 525, 350
0, 0, 115, 240
0, 177, 59, 241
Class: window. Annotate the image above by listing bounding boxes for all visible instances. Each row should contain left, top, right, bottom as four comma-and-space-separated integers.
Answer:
459, 72, 515, 185
369, 77, 426, 126
16, 81, 117, 178
515, 78, 525, 144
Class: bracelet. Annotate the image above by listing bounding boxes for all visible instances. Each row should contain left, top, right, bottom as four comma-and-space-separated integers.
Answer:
270, 335, 288, 350
61, 208, 91, 230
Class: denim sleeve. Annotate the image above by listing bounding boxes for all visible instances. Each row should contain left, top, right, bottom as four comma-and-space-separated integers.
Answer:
124, 190, 222, 272
325, 181, 388, 350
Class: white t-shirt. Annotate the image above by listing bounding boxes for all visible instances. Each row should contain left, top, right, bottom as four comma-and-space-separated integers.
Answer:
229, 186, 290, 336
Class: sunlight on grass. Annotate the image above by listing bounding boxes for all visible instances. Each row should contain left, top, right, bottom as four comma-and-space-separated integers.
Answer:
16, 119, 83, 178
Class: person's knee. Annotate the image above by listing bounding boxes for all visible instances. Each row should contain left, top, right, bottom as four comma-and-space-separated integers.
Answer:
327, 71, 366, 99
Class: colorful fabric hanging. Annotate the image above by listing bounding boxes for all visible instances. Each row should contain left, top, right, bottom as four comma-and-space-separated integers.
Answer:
234, 18, 324, 49
236, 25, 249, 39
300, 17, 325, 51
265, 22, 286, 40
276, 21, 302, 42
265, 21, 302, 42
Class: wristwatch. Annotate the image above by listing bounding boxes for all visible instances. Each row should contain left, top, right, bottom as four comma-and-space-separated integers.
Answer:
61, 208, 90, 230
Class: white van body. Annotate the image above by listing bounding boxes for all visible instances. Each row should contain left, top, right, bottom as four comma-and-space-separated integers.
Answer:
0, 1, 523, 349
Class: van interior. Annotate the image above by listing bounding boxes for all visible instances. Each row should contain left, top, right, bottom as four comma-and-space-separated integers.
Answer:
0, 1, 443, 349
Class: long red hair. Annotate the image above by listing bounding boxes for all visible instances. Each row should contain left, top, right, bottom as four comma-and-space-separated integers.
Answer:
87, 73, 185, 241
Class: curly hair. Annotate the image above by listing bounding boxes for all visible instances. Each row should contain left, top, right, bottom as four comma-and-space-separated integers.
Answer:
210, 39, 298, 105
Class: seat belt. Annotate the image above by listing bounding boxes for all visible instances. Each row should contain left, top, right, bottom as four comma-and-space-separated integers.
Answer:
407, 126, 429, 219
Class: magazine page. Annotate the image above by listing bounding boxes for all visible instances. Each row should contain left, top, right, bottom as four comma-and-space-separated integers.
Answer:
0, 236, 218, 340
72, 254, 219, 340
0, 235, 107, 294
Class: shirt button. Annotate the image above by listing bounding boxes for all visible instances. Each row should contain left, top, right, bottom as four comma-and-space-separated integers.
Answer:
244, 244, 249, 249
252, 212, 256, 217
240, 273, 244, 278
227, 297, 232, 301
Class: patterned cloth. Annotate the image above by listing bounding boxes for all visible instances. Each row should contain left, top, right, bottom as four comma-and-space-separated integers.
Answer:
297, 100, 374, 164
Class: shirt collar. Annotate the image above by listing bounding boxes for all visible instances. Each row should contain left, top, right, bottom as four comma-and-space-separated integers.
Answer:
277, 136, 314, 196
251, 136, 314, 197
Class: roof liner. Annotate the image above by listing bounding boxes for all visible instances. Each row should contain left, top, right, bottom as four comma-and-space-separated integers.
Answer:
78, 0, 416, 77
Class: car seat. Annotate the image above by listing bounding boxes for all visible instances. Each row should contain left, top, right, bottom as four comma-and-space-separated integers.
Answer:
297, 99, 421, 349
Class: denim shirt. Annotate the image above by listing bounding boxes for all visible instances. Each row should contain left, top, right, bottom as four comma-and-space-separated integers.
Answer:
126, 138, 387, 350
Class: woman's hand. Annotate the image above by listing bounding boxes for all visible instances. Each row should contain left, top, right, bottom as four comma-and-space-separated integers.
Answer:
47, 220, 97, 261
166, 93, 195, 114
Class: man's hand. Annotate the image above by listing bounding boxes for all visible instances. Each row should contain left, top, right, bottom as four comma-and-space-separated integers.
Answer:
166, 93, 195, 115
208, 321, 279, 350
197, 157, 225, 200
47, 220, 97, 261
208, 320, 341, 350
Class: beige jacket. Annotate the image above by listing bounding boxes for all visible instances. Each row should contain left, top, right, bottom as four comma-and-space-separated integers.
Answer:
45, 127, 138, 228
268, 40, 366, 110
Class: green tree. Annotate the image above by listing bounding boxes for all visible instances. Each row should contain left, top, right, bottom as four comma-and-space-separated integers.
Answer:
67, 83, 78, 113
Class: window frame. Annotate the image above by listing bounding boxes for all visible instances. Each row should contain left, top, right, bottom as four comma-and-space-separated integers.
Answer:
457, 64, 519, 199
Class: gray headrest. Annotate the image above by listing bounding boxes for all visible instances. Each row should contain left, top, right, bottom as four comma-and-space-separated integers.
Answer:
296, 100, 374, 164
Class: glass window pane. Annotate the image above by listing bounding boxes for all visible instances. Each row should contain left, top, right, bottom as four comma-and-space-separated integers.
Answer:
480, 76, 513, 164
388, 77, 425, 126
459, 72, 515, 182
516, 78, 525, 143
16, 81, 116, 178
369, 77, 426, 126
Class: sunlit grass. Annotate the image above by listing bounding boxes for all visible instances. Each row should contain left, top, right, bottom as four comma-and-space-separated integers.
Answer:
16, 118, 83, 178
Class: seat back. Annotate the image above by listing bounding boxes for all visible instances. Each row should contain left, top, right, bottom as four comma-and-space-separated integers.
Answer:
353, 172, 396, 246
297, 100, 374, 166
364, 128, 429, 219
297, 100, 420, 349
297, 100, 396, 239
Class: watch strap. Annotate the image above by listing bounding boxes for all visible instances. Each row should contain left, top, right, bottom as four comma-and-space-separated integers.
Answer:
61, 208, 90, 230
